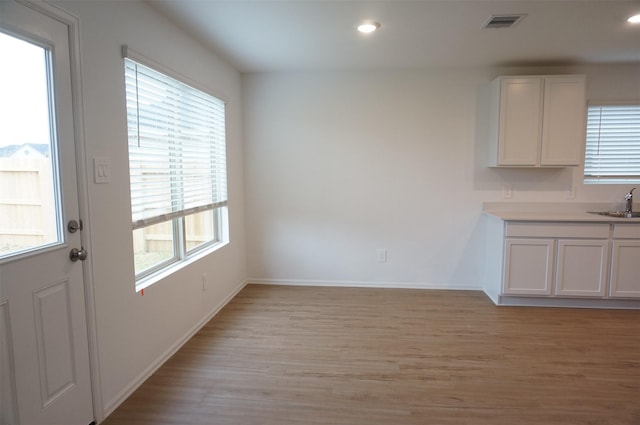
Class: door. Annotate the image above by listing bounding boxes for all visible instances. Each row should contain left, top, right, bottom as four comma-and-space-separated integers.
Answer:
555, 239, 609, 297
503, 238, 555, 296
609, 240, 640, 298
0, 1, 94, 424
540, 76, 586, 166
497, 77, 543, 166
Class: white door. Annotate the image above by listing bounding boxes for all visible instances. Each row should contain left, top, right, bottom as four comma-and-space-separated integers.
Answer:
497, 77, 543, 166
609, 240, 640, 298
555, 239, 609, 297
540, 76, 586, 166
503, 238, 555, 296
0, 1, 94, 424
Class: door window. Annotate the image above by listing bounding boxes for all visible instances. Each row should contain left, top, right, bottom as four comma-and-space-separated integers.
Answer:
0, 32, 61, 260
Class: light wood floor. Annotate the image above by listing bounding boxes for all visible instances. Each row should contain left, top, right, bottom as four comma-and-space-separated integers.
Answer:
102, 285, 640, 425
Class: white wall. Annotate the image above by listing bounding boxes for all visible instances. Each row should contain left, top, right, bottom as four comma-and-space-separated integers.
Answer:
52, 0, 247, 419
37, 0, 640, 416
243, 64, 640, 288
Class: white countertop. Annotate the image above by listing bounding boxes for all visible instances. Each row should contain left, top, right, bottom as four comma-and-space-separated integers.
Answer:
483, 202, 640, 223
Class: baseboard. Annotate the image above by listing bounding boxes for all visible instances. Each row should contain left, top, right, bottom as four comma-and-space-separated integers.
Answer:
247, 278, 481, 291
492, 293, 640, 309
102, 279, 248, 420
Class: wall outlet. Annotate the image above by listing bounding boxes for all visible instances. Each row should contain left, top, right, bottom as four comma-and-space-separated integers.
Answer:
202, 273, 207, 291
377, 249, 387, 263
503, 183, 513, 199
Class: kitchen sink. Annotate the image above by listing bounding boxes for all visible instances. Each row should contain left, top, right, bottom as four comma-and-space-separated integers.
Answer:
588, 211, 640, 218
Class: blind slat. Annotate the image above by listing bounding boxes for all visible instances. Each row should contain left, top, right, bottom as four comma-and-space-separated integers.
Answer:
584, 104, 640, 181
124, 58, 228, 224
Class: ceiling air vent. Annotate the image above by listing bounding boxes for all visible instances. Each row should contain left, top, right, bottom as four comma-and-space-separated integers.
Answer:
482, 14, 527, 29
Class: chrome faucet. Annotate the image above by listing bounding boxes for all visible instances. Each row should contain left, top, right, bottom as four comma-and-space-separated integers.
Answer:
625, 188, 636, 214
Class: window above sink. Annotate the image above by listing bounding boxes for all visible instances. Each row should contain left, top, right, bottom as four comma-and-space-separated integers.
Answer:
584, 102, 640, 185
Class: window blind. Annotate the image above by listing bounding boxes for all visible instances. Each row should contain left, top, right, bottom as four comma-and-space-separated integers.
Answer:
124, 57, 228, 229
584, 103, 640, 182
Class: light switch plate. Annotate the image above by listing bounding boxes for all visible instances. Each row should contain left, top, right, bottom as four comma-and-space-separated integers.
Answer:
503, 183, 513, 199
94, 157, 111, 184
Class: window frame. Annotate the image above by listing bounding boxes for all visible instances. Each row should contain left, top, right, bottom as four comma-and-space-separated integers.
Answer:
583, 101, 640, 184
122, 46, 229, 289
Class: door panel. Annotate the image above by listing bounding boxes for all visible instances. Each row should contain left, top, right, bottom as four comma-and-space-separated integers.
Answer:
610, 240, 640, 298
0, 1, 94, 424
503, 238, 555, 295
1, 300, 20, 424
555, 239, 608, 297
34, 280, 76, 407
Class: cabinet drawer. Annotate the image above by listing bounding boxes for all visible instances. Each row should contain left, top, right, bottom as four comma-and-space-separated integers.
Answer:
505, 222, 609, 238
612, 224, 640, 239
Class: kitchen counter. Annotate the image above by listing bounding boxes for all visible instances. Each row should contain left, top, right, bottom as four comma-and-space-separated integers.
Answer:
483, 202, 640, 222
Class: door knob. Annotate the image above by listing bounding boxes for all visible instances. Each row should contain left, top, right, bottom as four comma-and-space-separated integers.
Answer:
69, 247, 88, 262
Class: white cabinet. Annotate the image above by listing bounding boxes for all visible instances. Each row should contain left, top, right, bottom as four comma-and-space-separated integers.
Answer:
504, 238, 554, 295
555, 239, 609, 297
540, 77, 587, 166
501, 222, 610, 297
609, 224, 640, 298
483, 216, 640, 307
489, 75, 586, 167
609, 240, 640, 297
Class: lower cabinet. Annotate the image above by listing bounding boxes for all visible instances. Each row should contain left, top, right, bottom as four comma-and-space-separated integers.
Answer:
501, 222, 617, 299
555, 239, 609, 297
609, 239, 640, 298
504, 238, 554, 296
483, 217, 640, 306
504, 236, 610, 298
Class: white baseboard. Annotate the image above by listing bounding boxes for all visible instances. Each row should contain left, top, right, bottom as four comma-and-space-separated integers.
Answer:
247, 278, 481, 291
491, 293, 640, 309
102, 279, 248, 420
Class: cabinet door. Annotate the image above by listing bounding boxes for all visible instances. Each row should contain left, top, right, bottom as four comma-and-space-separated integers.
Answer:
540, 76, 586, 166
497, 78, 543, 166
609, 240, 640, 298
503, 238, 554, 295
555, 239, 609, 297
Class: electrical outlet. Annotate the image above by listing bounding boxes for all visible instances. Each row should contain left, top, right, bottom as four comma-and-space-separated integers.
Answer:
202, 273, 207, 291
377, 249, 387, 263
503, 184, 513, 199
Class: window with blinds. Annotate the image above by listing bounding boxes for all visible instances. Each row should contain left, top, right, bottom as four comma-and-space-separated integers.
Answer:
584, 103, 640, 183
123, 51, 228, 285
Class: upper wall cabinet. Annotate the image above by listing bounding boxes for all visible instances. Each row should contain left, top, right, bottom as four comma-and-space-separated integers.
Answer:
488, 75, 587, 167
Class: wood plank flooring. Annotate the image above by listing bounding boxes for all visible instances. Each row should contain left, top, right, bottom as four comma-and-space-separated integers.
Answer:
102, 285, 640, 425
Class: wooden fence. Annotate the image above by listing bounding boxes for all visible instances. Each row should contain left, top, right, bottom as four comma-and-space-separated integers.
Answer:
0, 156, 56, 255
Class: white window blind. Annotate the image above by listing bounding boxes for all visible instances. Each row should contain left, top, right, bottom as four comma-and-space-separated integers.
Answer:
584, 103, 640, 183
124, 57, 228, 229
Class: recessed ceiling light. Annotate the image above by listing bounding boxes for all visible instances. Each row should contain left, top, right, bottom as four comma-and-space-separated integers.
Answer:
628, 14, 640, 23
357, 22, 380, 34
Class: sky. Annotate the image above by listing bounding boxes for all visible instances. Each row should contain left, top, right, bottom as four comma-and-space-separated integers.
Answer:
0, 32, 51, 148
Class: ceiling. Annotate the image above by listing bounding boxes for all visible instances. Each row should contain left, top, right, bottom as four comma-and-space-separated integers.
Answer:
147, 0, 640, 73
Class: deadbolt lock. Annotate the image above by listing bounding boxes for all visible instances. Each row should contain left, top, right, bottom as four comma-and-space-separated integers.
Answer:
67, 219, 83, 233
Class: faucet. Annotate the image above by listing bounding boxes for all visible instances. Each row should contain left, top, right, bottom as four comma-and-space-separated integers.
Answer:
625, 187, 636, 215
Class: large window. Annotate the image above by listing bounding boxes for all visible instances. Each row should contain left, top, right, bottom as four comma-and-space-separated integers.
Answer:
124, 50, 228, 287
584, 103, 640, 184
